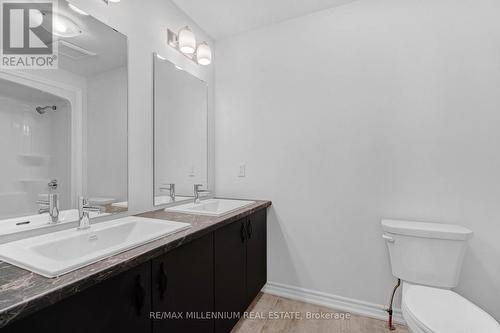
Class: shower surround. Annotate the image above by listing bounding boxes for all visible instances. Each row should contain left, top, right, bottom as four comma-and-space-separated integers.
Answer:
0, 79, 71, 219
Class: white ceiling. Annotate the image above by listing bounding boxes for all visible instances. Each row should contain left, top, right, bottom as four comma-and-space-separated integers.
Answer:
171, 0, 357, 40
43, 0, 127, 77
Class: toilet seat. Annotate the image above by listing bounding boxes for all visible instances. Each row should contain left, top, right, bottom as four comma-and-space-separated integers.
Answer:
402, 283, 500, 333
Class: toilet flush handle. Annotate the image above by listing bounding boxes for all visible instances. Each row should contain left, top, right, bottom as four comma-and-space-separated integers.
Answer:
382, 234, 395, 243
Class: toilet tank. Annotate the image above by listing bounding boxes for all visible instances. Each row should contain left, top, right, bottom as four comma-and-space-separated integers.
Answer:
381, 219, 473, 288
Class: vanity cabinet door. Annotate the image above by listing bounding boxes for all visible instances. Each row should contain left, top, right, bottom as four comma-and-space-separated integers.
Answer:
88, 261, 152, 333
214, 218, 248, 333
245, 208, 267, 307
152, 233, 214, 333
2, 262, 152, 333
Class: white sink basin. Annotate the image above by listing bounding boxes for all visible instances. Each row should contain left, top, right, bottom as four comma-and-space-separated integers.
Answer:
165, 199, 255, 216
0, 216, 190, 278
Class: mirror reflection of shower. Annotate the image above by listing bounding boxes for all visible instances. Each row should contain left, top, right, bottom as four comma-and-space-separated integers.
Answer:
0, 77, 71, 219
35, 105, 57, 115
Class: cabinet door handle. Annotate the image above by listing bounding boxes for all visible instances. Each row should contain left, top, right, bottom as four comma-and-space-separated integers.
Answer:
240, 222, 246, 243
158, 262, 168, 300
247, 220, 253, 239
134, 275, 145, 316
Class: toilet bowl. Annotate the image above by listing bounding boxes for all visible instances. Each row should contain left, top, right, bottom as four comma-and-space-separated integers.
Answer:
401, 282, 500, 333
381, 219, 500, 333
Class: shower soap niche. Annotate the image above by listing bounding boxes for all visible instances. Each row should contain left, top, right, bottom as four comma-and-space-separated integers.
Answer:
17, 154, 51, 165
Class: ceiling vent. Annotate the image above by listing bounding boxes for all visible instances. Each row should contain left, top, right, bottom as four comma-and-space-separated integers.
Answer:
58, 40, 97, 60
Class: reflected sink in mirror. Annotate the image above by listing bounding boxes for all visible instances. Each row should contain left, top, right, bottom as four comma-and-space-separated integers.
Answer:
0, 217, 190, 278
155, 195, 192, 206
165, 199, 255, 217
0, 209, 109, 236
111, 195, 192, 209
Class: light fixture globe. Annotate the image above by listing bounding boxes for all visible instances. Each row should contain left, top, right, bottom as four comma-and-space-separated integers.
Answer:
196, 42, 212, 66
51, 14, 82, 37
178, 26, 196, 55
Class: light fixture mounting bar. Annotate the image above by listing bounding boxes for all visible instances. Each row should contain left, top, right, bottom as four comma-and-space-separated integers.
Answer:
167, 29, 178, 48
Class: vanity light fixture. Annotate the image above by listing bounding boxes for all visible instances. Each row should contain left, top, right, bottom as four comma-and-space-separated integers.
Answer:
178, 26, 196, 54
167, 27, 212, 66
68, 3, 89, 16
196, 42, 212, 66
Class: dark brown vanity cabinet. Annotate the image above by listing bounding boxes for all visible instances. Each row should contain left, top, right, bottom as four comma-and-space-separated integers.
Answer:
214, 210, 267, 333
152, 233, 214, 333
3, 262, 152, 333
2, 208, 267, 333
245, 208, 267, 306
214, 219, 248, 333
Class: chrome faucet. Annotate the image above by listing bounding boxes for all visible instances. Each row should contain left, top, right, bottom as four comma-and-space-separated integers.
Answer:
37, 193, 59, 223
37, 179, 59, 223
193, 184, 210, 204
77, 197, 102, 230
159, 183, 176, 201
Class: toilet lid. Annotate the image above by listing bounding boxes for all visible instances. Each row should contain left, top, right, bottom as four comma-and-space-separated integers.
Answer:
403, 284, 500, 333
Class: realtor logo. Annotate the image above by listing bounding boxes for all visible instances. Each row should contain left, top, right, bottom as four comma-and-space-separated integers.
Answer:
1, 1, 58, 69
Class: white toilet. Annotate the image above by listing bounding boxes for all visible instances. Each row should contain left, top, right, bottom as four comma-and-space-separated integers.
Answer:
381, 219, 500, 333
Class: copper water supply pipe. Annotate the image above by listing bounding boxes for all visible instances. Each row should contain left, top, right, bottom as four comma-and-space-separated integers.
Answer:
386, 278, 401, 331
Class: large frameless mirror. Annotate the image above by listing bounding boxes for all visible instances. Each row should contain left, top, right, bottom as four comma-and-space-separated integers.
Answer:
153, 54, 208, 206
0, 0, 128, 239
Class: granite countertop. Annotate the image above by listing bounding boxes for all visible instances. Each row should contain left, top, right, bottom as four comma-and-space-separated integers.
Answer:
0, 199, 271, 328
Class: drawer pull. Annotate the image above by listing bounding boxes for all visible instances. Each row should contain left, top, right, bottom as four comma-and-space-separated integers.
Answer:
159, 262, 168, 300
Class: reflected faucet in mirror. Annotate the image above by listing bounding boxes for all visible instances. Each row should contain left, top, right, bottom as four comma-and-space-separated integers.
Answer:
194, 184, 210, 204
159, 183, 176, 201
77, 198, 102, 231
36, 180, 60, 223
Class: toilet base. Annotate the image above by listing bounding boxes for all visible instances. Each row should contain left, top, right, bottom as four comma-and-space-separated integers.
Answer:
402, 304, 426, 333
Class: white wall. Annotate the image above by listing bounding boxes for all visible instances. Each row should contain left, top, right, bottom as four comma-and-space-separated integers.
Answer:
68, 0, 215, 210
86, 66, 128, 202
215, 0, 500, 320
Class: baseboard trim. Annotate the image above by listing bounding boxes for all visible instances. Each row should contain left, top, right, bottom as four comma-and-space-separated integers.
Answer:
262, 281, 405, 325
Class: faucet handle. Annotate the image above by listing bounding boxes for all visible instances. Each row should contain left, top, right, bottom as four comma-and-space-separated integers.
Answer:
48, 179, 58, 191
160, 183, 175, 191
78, 197, 87, 219
194, 184, 210, 192
77, 197, 101, 230
78, 196, 87, 209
